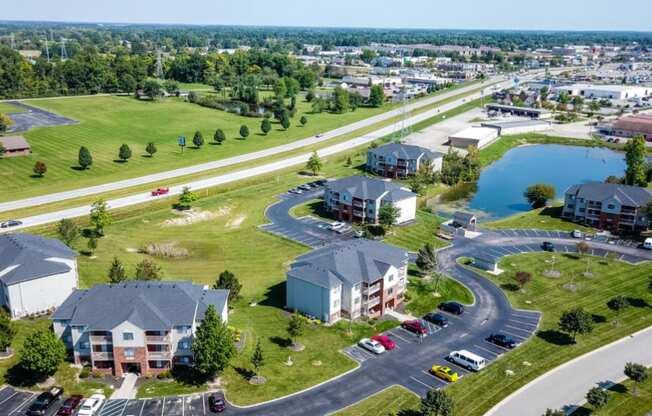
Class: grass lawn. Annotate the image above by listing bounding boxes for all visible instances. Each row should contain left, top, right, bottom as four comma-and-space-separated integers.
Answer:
484, 205, 593, 232
404, 270, 475, 316
333, 385, 421, 416
0, 102, 25, 113
0, 81, 484, 203
137, 378, 207, 399
384, 210, 448, 252
289, 198, 331, 221
571, 368, 652, 416
446, 252, 652, 416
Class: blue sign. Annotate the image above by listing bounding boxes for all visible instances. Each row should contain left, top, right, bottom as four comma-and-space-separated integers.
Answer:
178, 136, 186, 146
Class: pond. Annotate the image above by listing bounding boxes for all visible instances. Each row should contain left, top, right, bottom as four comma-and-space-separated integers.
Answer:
460, 144, 626, 220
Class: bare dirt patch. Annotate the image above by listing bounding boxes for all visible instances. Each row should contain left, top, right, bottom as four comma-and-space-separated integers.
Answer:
226, 215, 247, 229
141, 242, 189, 258
162, 207, 230, 227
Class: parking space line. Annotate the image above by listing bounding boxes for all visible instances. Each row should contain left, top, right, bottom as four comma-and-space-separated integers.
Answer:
484, 339, 512, 351
421, 370, 450, 385
508, 318, 538, 328
501, 329, 527, 340
202, 393, 206, 416
444, 360, 470, 373
409, 376, 436, 389
505, 324, 533, 334
388, 330, 411, 343
162, 397, 166, 416
9, 393, 35, 415
0, 391, 18, 406
472, 344, 501, 357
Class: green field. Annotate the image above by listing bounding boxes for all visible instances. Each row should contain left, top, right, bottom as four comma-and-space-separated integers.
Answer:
446, 252, 652, 416
333, 385, 421, 416
484, 205, 593, 232
384, 210, 448, 251
0, 102, 25, 113
404, 270, 475, 316
571, 368, 652, 416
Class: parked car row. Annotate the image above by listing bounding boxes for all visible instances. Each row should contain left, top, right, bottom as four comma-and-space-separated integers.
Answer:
26, 388, 103, 416
288, 180, 327, 195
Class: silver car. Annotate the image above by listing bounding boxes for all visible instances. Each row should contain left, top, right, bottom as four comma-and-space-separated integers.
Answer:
358, 338, 386, 354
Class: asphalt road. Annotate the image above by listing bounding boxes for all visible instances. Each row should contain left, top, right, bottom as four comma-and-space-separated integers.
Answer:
0, 76, 505, 214
0, 74, 525, 233
485, 326, 652, 416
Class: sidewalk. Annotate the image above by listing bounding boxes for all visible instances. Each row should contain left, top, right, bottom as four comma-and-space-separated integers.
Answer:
486, 325, 652, 416
110, 373, 138, 400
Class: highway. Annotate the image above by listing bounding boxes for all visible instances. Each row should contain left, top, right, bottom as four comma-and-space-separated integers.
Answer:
0, 76, 504, 214
1, 74, 525, 232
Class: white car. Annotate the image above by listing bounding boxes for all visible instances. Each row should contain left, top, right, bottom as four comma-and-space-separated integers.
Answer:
358, 338, 386, 354
329, 222, 346, 231
78, 394, 105, 415
572, 230, 583, 238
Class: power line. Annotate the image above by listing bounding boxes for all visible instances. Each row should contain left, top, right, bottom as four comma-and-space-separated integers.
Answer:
60, 37, 68, 60
44, 36, 50, 62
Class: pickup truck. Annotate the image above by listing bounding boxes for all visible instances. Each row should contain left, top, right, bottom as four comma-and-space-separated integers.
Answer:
151, 187, 170, 196
27, 387, 64, 416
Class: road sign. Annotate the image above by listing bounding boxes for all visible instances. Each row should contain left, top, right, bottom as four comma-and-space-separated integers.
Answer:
178, 136, 186, 153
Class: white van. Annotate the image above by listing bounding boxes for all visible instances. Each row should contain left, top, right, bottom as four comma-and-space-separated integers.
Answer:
448, 349, 487, 372
643, 238, 652, 250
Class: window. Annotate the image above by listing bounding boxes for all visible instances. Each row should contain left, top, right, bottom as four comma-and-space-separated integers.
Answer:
80, 341, 90, 350
354, 297, 360, 305
124, 348, 135, 358
388, 274, 394, 282
607, 204, 615, 210
179, 341, 190, 350
387, 288, 394, 296
333, 299, 339, 309
179, 356, 190, 364
122, 332, 134, 341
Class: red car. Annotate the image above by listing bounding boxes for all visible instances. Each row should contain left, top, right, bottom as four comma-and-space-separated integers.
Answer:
401, 319, 428, 335
151, 187, 170, 196
371, 335, 396, 350
208, 393, 226, 413
57, 395, 82, 415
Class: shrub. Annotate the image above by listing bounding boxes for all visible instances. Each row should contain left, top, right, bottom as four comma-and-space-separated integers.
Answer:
156, 370, 172, 379
79, 365, 91, 379
440, 182, 478, 203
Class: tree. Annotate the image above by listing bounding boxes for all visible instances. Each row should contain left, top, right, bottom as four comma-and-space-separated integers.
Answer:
558, 308, 594, 342
416, 243, 438, 278
0, 113, 13, 133
145, 142, 157, 157
280, 114, 291, 130
20, 328, 66, 378
421, 389, 455, 416
214, 129, 225, 144
0, 310, 16, 352
378, 204, 400, 229
513, 271, 532, 289
192, 131, 204, 148
191, 304, 235, 379
287, 311, 305, 347
306, 151, 322, 176
524, 183, 556, 208
118, 144, 132, 162
143, 79, 162, 100
78, 146, 93, 170
299, 115, 308, 126
250, 340, 265, 376
624, 136, 647, 186
261, 118, 272, 135
212, 270, 242, 302
162, 80, 179, 96
89, 199, 111, 236
542, 410, 564, 416
624, 362, 648, 395
32, 161, 47, 177
87, 236, 98, 255
177, 186, 198, 210
56, 218, 79, 247
0, 143, 5, 157
135, 259, 162, 280
576, 241, 592, 275
331, 86, 350, 113
586, 387, 609, 409
108, 257, 128, 283
369, 85, 385, 107
607, 295, 629, 317
239, 125, 250, 139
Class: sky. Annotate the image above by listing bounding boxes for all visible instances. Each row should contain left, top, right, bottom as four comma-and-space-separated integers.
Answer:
2, 0, 651, 32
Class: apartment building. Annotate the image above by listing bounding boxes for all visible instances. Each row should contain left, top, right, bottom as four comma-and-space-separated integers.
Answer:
561, 183, 652, 233
324, 176, 417, 225
367, 143, 443, 178
52, 281, 228, 377
286, 240, 408, 323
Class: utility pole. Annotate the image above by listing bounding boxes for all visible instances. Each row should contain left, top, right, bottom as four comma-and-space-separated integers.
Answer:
60, 37, 68, 60
10, 33, 15, 50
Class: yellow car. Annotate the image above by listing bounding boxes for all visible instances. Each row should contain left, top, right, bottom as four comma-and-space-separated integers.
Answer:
430, 365, 459, 382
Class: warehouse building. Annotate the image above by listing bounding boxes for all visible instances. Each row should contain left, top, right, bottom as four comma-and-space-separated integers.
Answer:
481, 119, 552, 135
553, 84, 650, 100
449, 127, 499, 150
610, 114, 652, 141
485, 103, 553, 119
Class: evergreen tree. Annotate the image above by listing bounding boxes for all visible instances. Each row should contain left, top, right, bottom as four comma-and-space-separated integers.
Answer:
192, 305, 235, 378
33, 161, 47, 177
369, 85, 385, 107
261, 118, 272, 135
193, 131, 204, 148
287, 311, 305, 347
214, 129, 226, 144
250, 340, 265, 376
421, 389, 455, 416
78, 146, 93, 170
624, 136, 647, 186
108, 257, 128, 283
135, 259, 162, 280
299, 115, 308, 126
240, 125, 250, 139
118, 144, 132, 162
212, 270, 242, 302
145, 142, 157, 157
20, 328, 66, 378
177, 186, 198, 210
87, 236, 98, 255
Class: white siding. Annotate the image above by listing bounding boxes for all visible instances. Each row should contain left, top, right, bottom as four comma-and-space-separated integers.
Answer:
111, 321, 145, 347
393, 197, 417, 224
6, 257, 78, 319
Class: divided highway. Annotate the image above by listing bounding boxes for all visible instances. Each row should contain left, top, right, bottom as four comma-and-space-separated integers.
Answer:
0, 77, 502, 214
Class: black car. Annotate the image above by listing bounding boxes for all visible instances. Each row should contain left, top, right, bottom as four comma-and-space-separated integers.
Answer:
0, 220, 22, 228
487, 333, 518, 349
27, 387, 63, 416
438, 301, 465, 315
423, 312, 449, 328
208, 393, 226, 413
542, 241, 555, 252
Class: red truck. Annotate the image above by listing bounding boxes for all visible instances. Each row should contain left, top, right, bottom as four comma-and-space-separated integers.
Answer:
151, 187, 170, 196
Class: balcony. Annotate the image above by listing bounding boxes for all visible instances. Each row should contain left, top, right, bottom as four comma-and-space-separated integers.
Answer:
352, 201, 365, 208
365, 283, 381, 295
145, 334, 171, 344
366, 297, 380, 308
90, 335, 112, 344
148, 350, 172, 360
92, 351, 113, 361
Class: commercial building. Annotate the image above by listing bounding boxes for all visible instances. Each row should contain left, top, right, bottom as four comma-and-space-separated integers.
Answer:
0, 233, 78, 319
561, 183, 652, 233
448, 127, 500, 150
0, 136, 32, 158
553, 84, 650, 100
485, 103, 553, 120
52, 281, 229, 377
324, 176, 417, 224
481, 119, 553, 136
610, 114, 652, 141
367, 143, 443, 178
286, 240, 408, 323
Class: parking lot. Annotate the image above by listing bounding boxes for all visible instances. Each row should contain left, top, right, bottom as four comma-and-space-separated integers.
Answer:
492, 228, 644, 249
5, 101, 78, 133
0, 386, 215, 416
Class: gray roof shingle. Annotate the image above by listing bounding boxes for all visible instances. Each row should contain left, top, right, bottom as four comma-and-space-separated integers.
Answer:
288, 240, 408, 289
0, 233, 76, 285
51, 281, 229, 330
565, 183, 652, 207
368, 143, 442, 162
326, 176, 416, 202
